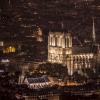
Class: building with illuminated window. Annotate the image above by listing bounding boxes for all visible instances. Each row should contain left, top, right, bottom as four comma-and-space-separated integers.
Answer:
3, 46, 16, 53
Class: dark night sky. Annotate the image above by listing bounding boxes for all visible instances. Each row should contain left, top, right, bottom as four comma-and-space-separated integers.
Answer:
0, 0, 100, 42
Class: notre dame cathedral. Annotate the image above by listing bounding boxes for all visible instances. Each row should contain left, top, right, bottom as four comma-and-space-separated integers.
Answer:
48, 19, 99, 75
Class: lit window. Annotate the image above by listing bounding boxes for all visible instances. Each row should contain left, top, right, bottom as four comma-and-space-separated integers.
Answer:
3, 46, 16, 53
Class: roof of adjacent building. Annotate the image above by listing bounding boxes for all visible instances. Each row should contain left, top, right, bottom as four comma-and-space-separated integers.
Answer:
26, 76, 49, 84
72, 46, 94, 54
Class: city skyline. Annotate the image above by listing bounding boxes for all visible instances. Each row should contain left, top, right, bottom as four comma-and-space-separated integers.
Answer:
0, 1, 100, 100
0, 0, 100, 43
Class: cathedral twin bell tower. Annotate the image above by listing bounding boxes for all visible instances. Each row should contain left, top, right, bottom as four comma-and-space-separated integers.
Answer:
48, 31, 73, 75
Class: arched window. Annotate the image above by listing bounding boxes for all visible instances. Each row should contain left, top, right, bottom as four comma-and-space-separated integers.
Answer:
65, 38, 67, 48
67, 38, 69, 47
55, 37, 57, 46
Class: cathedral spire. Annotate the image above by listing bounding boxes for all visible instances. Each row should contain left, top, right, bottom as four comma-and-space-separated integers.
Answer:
9, 0, 11, 5
61, 21, 64, 32
61, 22, 64, 29
92, 17, 96, 43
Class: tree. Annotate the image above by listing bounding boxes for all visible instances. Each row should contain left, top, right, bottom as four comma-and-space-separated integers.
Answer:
38, 63, 68, 81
